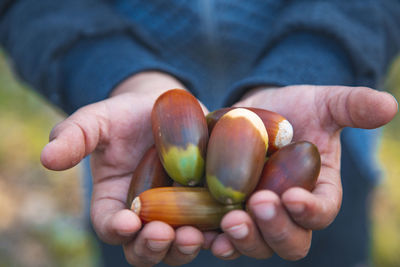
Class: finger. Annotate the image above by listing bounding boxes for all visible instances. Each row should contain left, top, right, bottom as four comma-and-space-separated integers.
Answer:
123, 221, 175, 267
162, 226, 204, 266
91, 203, 142, 244
41, 103, 109, 170
202, 231, 219, 250
321, 86, 398, 131
282, 167, 342, 230
90, 173, 142, 244
248, 190, 312, 261
220, 210, 273, 259
210, 233, 241, 260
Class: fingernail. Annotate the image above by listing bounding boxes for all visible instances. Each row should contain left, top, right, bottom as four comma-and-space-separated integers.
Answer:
220, 249, 234, 258
147, 240, 171, 252
394, 96, 399, 112
253, 203, 276, 221
286, 203, 305, 215
225, 223, 248, 239
178, 245, 200, 255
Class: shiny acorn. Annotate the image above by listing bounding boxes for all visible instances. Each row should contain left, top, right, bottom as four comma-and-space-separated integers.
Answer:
255, 141, 321, 195
131, 187, 242, 231
126, 146, 173, 208
151, 89, 208, 186
206, 107, 293, 155
206, 108, 268, 204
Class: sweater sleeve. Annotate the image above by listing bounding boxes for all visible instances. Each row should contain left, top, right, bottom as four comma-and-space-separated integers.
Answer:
0, 0, 176, 114
225, 0, 400, 105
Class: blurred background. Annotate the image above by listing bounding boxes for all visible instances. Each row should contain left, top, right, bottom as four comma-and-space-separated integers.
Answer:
0, 49, 399, 267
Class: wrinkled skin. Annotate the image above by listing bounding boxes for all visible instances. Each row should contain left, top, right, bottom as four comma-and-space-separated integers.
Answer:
41, 71, 397, 266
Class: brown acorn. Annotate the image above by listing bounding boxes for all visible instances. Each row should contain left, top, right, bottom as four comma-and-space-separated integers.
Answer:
255, 141, 321, 195
151, 89, 208, 186
131, 187, 242, 231
126, 146, 173, 208
206, 108, 268, 204
206, 107, 293, 155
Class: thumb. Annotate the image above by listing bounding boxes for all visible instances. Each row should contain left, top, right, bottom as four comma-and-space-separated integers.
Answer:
324, 86, 398, 131
41, 103, 108, 171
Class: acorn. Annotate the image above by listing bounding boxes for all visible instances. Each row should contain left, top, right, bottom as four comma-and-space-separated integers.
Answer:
255, 141, 321, 195
206, 107, 293, 155
206, 108, 268, 204
126, 146, 173, 208
131, 187, 242, 231
151, 89, 208, 186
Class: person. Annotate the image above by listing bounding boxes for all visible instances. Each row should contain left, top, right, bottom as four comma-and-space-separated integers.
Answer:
1, 1, 399, 266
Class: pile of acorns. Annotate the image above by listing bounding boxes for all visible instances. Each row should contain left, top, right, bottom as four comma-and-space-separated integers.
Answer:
127, 89, 321, 231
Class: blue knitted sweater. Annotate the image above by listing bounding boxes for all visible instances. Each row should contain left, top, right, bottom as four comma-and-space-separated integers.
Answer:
1, 0, 400, 181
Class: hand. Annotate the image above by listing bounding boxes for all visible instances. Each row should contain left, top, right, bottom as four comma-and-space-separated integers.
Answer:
209, 85, 398, 260
41, 71, 209, 266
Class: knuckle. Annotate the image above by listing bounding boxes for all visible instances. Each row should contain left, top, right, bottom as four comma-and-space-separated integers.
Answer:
162, 247, 198, 266
241, 244, 258, 254
285, 247, 310, 261
283, 243, 311, 261
237, 243, 261, 258
89, 213, 115, 244
134, 246, 159, 264
266, 229, 290, 243
133, 254, 160, 267
134, 246, 146, 258
307, 204, 336, 230
133, 247, 163, 266
123, 247, 137, 266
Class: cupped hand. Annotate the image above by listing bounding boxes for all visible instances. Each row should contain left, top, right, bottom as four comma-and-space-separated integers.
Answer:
210, 85, 398, 261
40, 71, 209, 266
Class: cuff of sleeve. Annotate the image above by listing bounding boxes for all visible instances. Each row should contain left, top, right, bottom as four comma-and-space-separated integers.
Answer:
60, 34, 180, 114
224, 33, 355, 106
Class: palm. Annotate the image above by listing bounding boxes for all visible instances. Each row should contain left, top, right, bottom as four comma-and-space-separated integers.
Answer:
92, 95, 154, 174
238, 86, 342, 187
205, 85, 397, 262
41, 91, 157, 243
41, 81, 211, 265
40, 83, 397, 264
88, 93, 157, 242
234, 85, 397, 229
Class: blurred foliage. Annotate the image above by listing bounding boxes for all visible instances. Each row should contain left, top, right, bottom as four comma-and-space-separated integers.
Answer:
0, 49, 400, 267
0, 51, 99, 267
372, 55, 400, 267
